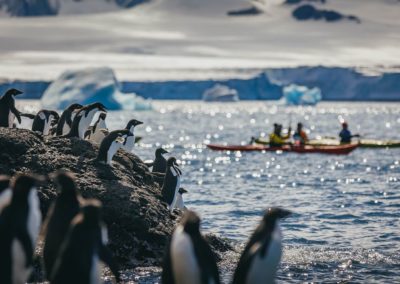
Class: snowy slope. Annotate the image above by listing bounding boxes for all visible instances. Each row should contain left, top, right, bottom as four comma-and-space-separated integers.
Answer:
0, 0, 399, 81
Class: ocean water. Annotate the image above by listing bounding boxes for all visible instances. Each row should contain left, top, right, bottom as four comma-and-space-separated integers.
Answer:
19, 101, 400, 283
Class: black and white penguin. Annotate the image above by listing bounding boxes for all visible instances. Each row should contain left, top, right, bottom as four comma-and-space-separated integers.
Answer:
121, 119, 143, 153
232, 207, 292, 284
56, 103, 82, 136
175, 187, 188, 210
149, 147, 169, 173
0, 173, 43, 284
43, 170, 82, 280
32, 110, 60, 135
161, 210, 220, 284
0, 88, 23, 127
0, 175, 11, 212
65, 102, 107, 139
161, 157, 182, 212
85, 112, 107, 143
51, 199, 120, 284
96, 129, 130, 165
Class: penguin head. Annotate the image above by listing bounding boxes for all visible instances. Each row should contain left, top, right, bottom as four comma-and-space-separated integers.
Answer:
11, 173, 44, 203
67, 103, 83, 111
99, 112, 107, 121
262, 207, 291, 226
181, 210, 201, 235
50, 170, 77, 196
167, 157, 177, 167
155, 147, 168, 157
5, 88, 23, 97
81, 199, 102, 226
49, 111, 60, 125
126, 119, 143, 130
178, 187, 188, 195
90, 102, 107, 112
0, 175, 11, 193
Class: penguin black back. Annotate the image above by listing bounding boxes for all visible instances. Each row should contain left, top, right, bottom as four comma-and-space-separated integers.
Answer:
51, 199, 120, 284
32, 110, 59, 134
161, 157, 181, 206
56, 103, 82, 136
232, 208, 291, 284
43, 170, 81, 279
153, 147, 168, 173
96, 129, 129, 163
162, 210, 220, 284
0, 88, 23, 127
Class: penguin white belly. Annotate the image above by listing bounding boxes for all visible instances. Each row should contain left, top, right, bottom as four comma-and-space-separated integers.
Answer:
169, 175, 181, 211
8, 111, 15, 128
0, 188, 12, 212
175, 193, 185, 210
43, 120, 51, 136
90, 254, 102, 284
107, 141, 122, 165
171, 226, 201, 284
246, 226, 282, 284
79, 110, 97, 139
12, 240, 32, 284
91, 120, 107, 143
28, 189, 42, 245
122, 135, 135, 152
62, 122, 70, 135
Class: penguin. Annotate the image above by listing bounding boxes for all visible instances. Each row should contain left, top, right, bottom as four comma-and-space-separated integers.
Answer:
0, 173, 43, 284
0, 175, 11, 212
232, 207, 292, 284
121, 119, 143, 153
175, 187, 188, 210
161, 210, 220, 284
96, 129, 130, 165
161, 157, 182, 211
51, 199, 120, 284
42, 170, 82, 280
0, 88, 23, 127
145, 147, 169, 173
64, 102, 107, 139
32, 110, 60, 135
56, 103, 82, 136
85, 112, 107, 143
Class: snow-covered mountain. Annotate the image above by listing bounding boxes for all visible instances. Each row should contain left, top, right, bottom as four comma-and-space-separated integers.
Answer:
0, 0, 147, 16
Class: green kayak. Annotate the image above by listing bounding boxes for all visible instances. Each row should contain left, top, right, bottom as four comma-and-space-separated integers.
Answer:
255, 138, 400, 148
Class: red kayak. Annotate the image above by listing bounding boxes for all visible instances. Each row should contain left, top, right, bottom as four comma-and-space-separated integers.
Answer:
206, 143, 358, 155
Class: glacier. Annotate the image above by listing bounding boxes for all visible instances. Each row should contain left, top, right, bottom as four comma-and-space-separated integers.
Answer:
40, 67, 152, 111
282, 84, 322, 105
202, 84, 239, 102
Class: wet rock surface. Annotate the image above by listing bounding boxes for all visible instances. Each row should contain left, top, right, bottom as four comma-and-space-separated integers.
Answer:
0, 127, 235, 281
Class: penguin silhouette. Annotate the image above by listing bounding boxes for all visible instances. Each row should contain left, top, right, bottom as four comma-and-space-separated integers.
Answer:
0, 88, 23, 127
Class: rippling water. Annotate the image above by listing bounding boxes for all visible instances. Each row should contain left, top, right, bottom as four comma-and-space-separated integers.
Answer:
20, 101, 400, 283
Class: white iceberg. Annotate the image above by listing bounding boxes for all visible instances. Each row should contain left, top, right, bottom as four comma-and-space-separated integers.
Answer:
202, 84, 239, 102
41, 67, 152, 111
282, 84, 322, 105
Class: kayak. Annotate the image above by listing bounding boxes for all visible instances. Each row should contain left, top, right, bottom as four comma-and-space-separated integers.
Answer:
206, 143, 358, 155
255, 138, 400, 148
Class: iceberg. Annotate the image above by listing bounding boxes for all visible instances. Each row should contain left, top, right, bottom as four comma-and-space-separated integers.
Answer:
202, 84, 239, 102
41, 67, 152, 111
282, 84, 321, 105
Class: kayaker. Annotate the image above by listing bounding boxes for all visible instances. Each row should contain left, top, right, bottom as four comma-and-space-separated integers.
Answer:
269, 123, 291, 147
339, 122, 359, 143
293, 122, 308, 145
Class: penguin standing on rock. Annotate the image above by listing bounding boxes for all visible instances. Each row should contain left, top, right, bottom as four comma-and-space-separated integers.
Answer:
162, 210, 220, 284
85, 112, 107, 143
146, 147, 169, 173
32, 109, 60, 135
161, 157, 182, 211
64, 102, 107, 139
56, 103, 82, 136
232, 207, 292, 284
175, 187, 188, 210
0, 175, 11, 212
0, 88, 23, 127
43, 171, 82, 280
121, 119, 143, 153
96, 129, 130, 165
51, 199, 120, 284
0, 173, 43, 284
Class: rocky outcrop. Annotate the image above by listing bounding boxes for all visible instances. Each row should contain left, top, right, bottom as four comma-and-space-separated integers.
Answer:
0, 127, 233, 275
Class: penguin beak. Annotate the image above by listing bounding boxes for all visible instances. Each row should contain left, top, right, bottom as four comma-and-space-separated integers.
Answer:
179, 188, 188, 194
162, 149, 169, 154
14, 90, 23, 96
135, 120, 143, 126
277, 208, 292, 219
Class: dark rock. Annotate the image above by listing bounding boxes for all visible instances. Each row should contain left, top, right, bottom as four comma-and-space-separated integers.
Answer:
227, 6, 262, 16
292, 4, 360, 23
285, 0, 326, 5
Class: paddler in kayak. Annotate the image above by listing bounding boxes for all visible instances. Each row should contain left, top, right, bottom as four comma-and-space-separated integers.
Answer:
339, 122, 359, 144
293, 122, 309, 145
269, 123, 291, 147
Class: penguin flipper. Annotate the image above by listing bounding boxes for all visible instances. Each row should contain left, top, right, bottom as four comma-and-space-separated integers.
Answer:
11, 104, 22, 124
16, 227, 33, 267
20, 113, 35, 119
99, 244, 121, 282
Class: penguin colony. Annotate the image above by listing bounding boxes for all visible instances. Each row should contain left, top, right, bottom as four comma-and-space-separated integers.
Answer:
0, 88, 292, 284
